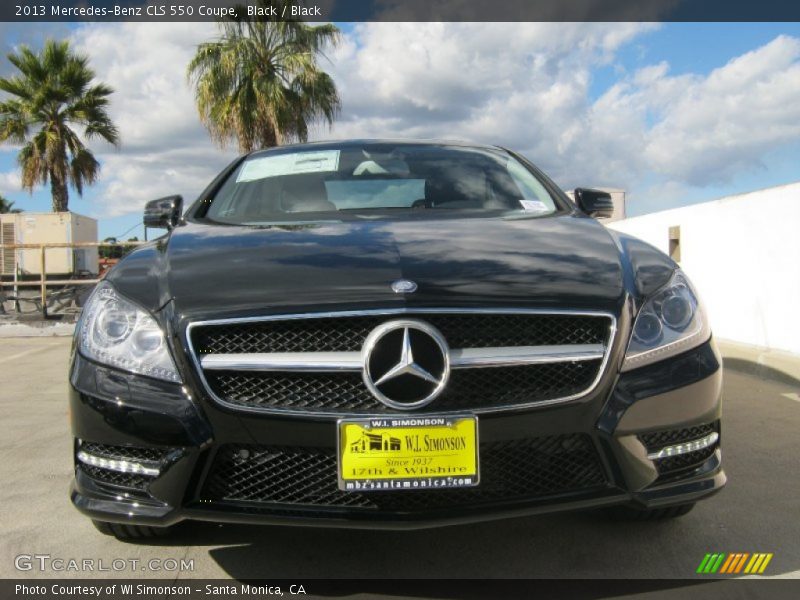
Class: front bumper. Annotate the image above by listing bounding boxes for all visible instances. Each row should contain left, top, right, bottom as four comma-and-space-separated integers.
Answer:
68, 339, 725, 530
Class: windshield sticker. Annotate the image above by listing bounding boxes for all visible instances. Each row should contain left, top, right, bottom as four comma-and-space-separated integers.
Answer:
519, 199, 549, 213
237, 150, 341, 182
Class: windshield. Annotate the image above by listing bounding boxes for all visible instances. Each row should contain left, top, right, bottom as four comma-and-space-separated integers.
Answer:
205, 143, 560, 224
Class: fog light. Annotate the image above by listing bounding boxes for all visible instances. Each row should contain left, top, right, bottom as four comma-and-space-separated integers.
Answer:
77, 450, 160, 477
646, 432, 719, 460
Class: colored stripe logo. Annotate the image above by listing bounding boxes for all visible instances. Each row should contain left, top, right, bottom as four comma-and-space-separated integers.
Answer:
697, 553, 773, 574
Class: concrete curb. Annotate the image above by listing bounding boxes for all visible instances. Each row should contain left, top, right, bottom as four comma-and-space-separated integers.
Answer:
0, 319, 76, 337
717, 339, 800, 387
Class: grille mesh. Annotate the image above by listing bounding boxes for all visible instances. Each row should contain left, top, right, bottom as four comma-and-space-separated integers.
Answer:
80, 442, 170, 464
191, 313, 610, 355
77, 442, 173, 492
79, 464, 151, 490
654, 446, 717, 479
639, 422, 718, 452
639, 421, 720, 481
200, 434, 608, 512
205, 359, 602, 413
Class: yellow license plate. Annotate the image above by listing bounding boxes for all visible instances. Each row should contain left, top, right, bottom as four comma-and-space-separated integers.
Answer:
338, 416, 479, 491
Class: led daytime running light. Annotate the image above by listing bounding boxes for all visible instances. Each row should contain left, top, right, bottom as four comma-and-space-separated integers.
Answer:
77, 450, 160, 477
646, 432, 719, 460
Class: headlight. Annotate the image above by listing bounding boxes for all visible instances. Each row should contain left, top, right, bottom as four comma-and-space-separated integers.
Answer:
79, 282, 182, 383
622, 270, 711, 371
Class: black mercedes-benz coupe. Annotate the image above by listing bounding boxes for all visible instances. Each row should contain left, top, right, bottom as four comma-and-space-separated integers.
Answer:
69, 140, 724, 539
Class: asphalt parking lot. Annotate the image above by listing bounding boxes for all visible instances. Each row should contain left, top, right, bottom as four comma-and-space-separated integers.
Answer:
1, 336, 799, 581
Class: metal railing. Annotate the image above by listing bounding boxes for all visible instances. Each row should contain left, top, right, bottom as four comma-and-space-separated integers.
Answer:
0, 241, 145, 318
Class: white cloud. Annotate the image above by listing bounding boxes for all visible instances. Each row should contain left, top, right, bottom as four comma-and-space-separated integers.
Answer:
322, 22, 660, 188
0, 170, 22, 195
70, 22, 238, 217
322, 22, 665, 190
326, 25, 800, 196
3, 22, 798, 218
639, 35, 800, 185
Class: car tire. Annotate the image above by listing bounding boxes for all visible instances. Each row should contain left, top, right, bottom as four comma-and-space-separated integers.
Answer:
92, 520, 172, 540
605, 503, 695, 521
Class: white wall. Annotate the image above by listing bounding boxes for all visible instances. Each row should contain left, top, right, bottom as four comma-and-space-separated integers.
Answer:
609, 182, 800, 355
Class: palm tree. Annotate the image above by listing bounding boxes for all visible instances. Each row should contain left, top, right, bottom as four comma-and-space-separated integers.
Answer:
188, 2, 341, 152
0, 194, 22, 213
0, 40, 119, 213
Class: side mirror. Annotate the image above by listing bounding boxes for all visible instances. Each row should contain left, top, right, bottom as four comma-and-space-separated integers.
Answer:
574, 188, 614, 219
144, 195, 183, 230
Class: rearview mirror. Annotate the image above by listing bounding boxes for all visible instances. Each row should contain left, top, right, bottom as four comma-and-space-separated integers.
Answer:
574, 188, 614, 219
144, 195, 183, 230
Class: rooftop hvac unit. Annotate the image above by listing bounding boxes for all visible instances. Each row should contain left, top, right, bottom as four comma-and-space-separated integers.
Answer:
0, 221, 15, 275
0, 212, 99, 276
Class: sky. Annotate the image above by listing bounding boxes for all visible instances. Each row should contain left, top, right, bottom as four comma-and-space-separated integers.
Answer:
1, 21, 800, 240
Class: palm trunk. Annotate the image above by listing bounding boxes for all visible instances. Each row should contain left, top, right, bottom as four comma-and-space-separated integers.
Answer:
259, 113, 281, 149
259, 126, 279, 150
49, 169, 69, 213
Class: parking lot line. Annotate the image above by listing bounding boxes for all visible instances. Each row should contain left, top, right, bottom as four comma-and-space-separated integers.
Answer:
0, 344, 62, 364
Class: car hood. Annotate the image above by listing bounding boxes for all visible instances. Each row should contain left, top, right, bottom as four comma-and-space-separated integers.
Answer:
109, 213, 668, 321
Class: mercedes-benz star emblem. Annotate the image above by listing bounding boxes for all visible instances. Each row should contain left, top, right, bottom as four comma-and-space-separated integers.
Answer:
391, 279, 417, 294
362, 319, 450, 409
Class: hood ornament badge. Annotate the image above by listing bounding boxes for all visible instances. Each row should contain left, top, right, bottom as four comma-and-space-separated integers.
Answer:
391, 279, 417, 294
362, 319, 450, 409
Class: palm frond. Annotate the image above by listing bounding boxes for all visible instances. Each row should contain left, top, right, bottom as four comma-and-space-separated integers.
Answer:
188, 10, 340, 152
0, 38, 119, 210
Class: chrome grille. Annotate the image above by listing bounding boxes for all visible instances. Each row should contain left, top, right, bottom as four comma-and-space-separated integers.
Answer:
204, 360, 602, 413
187, 309, 615, 415
191, 313, 609, 354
